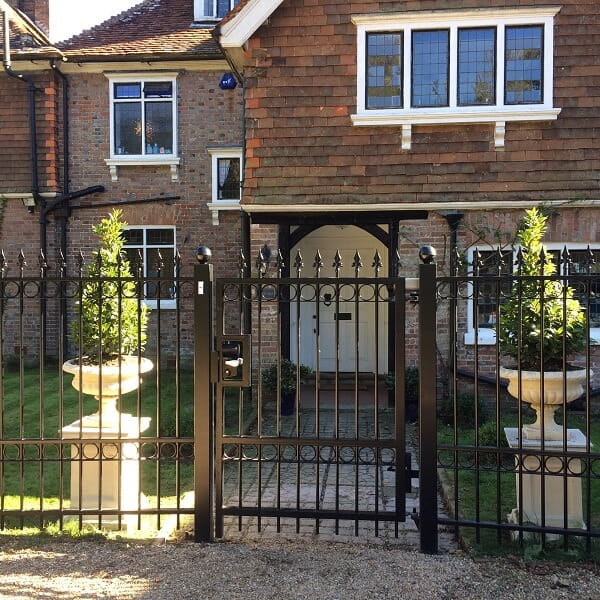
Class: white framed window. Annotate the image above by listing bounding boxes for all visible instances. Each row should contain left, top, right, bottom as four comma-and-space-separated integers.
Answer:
351, 7, 560, 149
465, 244, 600, 345
194, 0, 239, 22
122, 226, 177, 309
207, 147, 242, 225
105, 73, 180, 182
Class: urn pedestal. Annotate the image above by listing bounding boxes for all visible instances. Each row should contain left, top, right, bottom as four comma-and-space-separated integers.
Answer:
62, 413, 151, 530
504, 427, 588, 539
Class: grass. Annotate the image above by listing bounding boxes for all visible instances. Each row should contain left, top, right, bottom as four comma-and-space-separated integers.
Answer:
0, 362, 255, 538
437, 406, 600, 560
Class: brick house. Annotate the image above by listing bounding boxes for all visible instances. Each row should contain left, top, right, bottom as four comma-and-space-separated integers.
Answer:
1, 0, 245, 359
215, 0, 600, 377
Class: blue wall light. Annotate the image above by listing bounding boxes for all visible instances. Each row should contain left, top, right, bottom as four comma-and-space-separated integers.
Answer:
219, 72, 237, 90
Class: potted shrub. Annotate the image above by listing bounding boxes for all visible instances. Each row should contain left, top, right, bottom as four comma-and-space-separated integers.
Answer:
498, 207, 588, 440
262, 358, 312, 416
63, 210, 152, 425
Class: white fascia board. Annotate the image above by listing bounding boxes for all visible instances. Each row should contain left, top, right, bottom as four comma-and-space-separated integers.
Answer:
242, 199, 600, 213
351, 6, 561, 26
219, 0, 285, 48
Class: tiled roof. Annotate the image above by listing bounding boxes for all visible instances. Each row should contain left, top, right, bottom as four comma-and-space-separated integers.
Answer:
58, 0, 222, 60
0, 0, 59, 58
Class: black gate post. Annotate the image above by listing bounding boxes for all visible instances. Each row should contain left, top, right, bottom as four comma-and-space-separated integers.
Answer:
194, 258, 214, 542
418, 249, 438, 554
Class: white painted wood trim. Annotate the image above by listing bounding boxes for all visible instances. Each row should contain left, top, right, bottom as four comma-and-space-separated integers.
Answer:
104, 158, 180, 182
219, 0, 285, 48
351, 7, 561, 27
242, 199, 600, 213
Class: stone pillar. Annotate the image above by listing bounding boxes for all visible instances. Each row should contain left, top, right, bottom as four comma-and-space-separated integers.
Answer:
505, 427, 588, 538
62, 413, 151, 530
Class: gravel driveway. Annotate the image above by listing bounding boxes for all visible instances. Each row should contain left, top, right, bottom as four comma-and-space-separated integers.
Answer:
0, 536, 598, 599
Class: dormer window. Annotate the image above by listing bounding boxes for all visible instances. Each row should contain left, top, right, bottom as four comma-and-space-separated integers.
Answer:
194, 0, 239, 21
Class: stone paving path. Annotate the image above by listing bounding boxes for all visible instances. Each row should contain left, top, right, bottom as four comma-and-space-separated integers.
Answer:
220, 395, 456, 551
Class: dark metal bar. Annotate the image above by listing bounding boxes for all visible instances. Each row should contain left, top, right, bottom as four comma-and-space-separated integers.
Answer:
419, 261, 438, 554
194, 262, 214, 542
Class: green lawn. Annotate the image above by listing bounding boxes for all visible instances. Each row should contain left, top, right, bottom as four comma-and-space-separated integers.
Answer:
0, 363, 254, 536
437, 410, 600, 559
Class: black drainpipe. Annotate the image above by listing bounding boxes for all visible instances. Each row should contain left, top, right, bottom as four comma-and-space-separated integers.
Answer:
2, 10, 42, 216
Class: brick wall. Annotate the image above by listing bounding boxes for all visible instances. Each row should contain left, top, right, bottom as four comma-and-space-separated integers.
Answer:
241, 0, 600, 206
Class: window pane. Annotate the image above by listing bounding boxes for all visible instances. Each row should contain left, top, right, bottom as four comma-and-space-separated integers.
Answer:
217, 0, 231, 18
122, 229, 144, 245
458, 28, 495, 106
505, 25, 543, 105
145, 102, 173, 154
146, 248, 175, 299
412, 30, 449, 107
114, 83, 140, 99
217, 157, 241, 200
147, 229, 175, 245
564, 250, 600, 328
474, 251, 513, 328
366, 33, 403, 109
114, 103, 142, 155
144, 82, 172, 98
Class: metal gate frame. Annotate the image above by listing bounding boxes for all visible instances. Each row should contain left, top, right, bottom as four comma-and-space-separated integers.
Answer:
193, 259, 440, 553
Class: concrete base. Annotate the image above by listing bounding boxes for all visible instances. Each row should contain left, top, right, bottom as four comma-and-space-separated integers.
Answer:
62, 413, 151, 530
504, 427, 588, 539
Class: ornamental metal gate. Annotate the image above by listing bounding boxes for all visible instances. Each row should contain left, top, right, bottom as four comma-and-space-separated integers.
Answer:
204, 251, 429, 544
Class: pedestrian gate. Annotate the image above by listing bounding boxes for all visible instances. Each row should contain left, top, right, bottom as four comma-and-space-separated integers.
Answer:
196, 255, 438, 550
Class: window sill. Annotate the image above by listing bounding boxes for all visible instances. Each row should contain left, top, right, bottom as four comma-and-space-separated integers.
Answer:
207, 201, 241, 225
464, 331, 497, 346
350, 107, 561, 150
464, 330, 600, 346
143, 299, 177, 310
105, 157, 180, 182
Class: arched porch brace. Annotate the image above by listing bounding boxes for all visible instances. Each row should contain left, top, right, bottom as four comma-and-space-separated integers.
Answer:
264, 211, 429, 375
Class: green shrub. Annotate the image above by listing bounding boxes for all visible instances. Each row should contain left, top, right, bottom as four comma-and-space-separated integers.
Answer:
384, 366, 419, 399
443, 393, 484, 427
499, 207, 586, 371
262, 359, 312, 394
70, 210, 149, 363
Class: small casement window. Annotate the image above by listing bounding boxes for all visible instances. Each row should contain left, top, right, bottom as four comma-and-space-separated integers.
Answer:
111, 78, 176, 157
352, 7, 559, 149
122, 227, 177, 306
217, 156, 241, 200
194, 0, 239, 21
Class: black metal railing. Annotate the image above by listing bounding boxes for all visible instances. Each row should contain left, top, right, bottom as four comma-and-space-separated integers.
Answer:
420, 248, 600, 554
0, 250, 196, 535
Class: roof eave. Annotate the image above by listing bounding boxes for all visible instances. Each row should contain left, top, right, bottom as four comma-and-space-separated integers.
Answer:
218, 0, 284, 48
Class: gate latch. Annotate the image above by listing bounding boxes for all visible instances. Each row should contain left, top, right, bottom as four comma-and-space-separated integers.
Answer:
217, 335, 250, 387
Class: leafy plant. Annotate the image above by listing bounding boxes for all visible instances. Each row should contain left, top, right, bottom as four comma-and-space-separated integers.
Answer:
262, 359, 312, 394
442, 392, 484, 427
499, 207, 586, 371
70, 210, 149, 363
385, 366, 419, 399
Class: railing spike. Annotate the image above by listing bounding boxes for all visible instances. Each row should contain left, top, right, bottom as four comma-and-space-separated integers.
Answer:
352, 250, 362, 277
293, 250, 303, 276
394, 249, 402, 277
256, 246, 268, 277
276, 249, 285, 278
313, 250, 323, 277
17, 249, 26, 273
333, 249, 343, 276
372, 249, 383, 276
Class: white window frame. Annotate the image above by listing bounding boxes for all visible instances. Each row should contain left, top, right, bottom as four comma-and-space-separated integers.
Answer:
465, 243, 600, 346
351, 7, 561, 149
194, 0, 238, 22
123, 225, 177, 310
105, 73, 180, 182
207, 147, 242, 225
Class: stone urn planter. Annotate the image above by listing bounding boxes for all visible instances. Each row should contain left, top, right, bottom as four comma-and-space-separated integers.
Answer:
500, 366, 589, 441
63, 356, 153, 426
